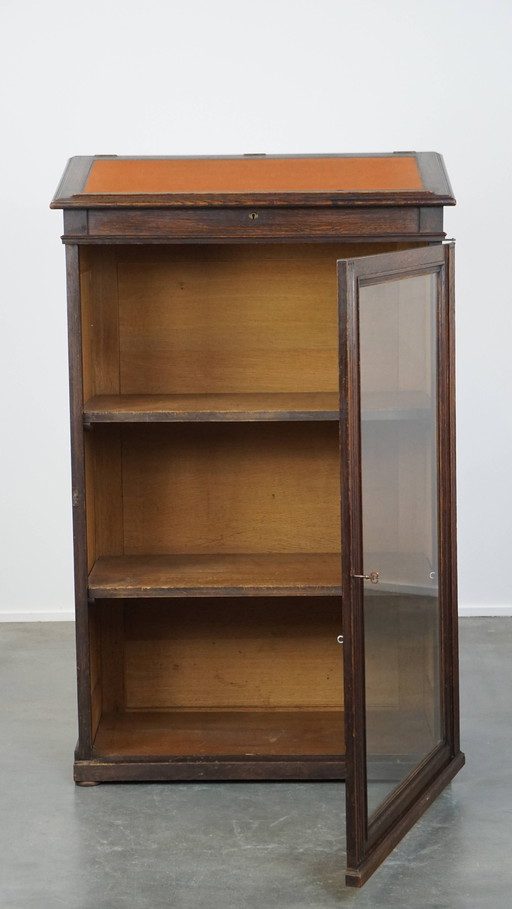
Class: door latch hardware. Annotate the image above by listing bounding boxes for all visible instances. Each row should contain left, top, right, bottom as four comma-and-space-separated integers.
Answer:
353, 570, 379, 584
336, 635, 344, 644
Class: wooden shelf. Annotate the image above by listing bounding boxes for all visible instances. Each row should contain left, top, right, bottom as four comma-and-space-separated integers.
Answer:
83, 393, 339, 423
83, 391, 432, 424
91, 706, 433, 760
88, 553, 342, 598
88, 552, 435, 598
93, 709, 345, 758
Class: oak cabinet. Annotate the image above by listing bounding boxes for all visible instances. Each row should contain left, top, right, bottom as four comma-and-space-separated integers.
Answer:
52, 153, 464, 885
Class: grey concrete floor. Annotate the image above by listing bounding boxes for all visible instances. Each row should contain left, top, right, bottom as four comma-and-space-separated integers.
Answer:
0, 618, 510, 908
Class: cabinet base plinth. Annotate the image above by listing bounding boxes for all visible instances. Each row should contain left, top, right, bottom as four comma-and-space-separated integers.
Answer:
73, 758, 346, 783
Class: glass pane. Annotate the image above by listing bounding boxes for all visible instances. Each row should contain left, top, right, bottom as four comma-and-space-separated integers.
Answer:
358, 273, 442, 821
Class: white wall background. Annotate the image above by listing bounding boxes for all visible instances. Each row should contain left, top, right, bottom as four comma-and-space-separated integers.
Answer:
0, 0, 510, 619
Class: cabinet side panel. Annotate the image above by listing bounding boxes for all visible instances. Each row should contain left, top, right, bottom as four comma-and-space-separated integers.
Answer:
80, 249, 94, 401
93, 425, 124, 556
90, 249, 121, 395
67, 245, 92, 756
81, 251, 98, 569
100, 602, 126, 714
89, 602, 102, 739
84, 436, 97, 571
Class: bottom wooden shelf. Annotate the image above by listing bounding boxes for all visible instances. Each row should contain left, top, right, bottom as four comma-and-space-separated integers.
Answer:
73, 708, 346, 782
93, 709, 345, 759
75, 705, 437, 784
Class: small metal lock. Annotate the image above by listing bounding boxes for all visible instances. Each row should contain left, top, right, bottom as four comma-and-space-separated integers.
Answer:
353, 570, 379, 584
249, 212, 259, 220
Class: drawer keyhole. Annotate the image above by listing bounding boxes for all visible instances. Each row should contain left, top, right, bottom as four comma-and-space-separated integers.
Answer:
249, 212, 259, 220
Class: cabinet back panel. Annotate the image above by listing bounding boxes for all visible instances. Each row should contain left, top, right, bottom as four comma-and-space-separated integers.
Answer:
120, 598, 343, 709
90, 597, 433, 727
115, 423, 340, 554
118, 244, 338, 394
82, 243, 407, 396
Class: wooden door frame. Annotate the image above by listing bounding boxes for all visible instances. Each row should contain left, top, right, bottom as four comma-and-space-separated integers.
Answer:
338, 244, 464, 886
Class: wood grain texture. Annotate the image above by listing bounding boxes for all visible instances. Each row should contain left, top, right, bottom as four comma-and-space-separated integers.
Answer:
64, 210, 88, 236
83, 390, 432, 424
89, 249, 120, 395
66, 244, 93, 758
88, 553, 342, 597
83, 392, 339, 422
122, 594, 342, 708
117, 422, 340, 555
84, 420, 340, 567
93, 709, 345, 757
91, 707, 432, 760
86, 207, 421, 240
88, 604, 102, 739
82, 243, 417, 399
95, 596, 343, 711
73, 757, 347, 783
99, 603, 125, 714
85, 425, 124, 559
84, 432, 97, 570
79, 248, 93, 402
115, 244, 339, 394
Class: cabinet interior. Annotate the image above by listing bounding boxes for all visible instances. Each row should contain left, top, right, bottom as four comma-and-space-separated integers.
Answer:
89, 597, 345, 759
79, 240, 432, 767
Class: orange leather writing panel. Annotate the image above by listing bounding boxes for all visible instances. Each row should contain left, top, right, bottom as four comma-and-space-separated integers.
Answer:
83, 156, 424, 195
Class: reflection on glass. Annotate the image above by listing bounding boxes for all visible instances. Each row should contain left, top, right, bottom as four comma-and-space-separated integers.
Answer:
359, 274, 442, 821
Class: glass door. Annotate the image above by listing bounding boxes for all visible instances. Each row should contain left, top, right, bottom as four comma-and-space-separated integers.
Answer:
338, 245, 464, 887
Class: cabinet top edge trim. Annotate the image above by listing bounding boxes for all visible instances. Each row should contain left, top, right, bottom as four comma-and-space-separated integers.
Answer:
61, 234, 447, 245
52, 193, 455, 210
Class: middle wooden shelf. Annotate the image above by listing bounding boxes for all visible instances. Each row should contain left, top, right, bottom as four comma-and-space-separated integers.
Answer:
88, 552, 342, 598
83, 392, 340, 423
83, 391, 433, 424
